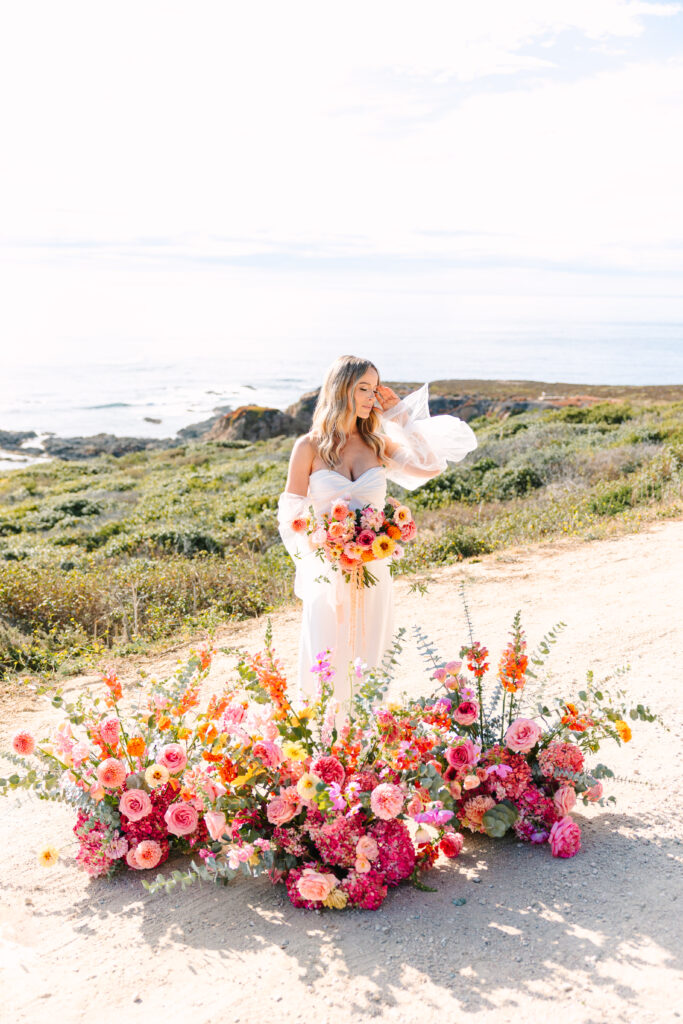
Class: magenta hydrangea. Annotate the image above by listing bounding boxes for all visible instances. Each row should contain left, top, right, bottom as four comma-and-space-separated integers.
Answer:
512, 785, 559, 843
369, 818, 416, 885
307, 813, 365, 868
341, 869, 388, 910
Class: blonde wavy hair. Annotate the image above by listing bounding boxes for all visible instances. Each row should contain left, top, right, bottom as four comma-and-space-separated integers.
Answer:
310, 355, 387, 470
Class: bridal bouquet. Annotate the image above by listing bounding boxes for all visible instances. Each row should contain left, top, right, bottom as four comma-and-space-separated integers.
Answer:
292, 497, 417, 587
2, 608, 658, 911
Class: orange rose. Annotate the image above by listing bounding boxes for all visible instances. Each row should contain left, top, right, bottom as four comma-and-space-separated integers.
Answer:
615, 720, 632, 742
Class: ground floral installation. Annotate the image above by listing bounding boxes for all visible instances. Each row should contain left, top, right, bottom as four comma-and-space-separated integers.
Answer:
2, 603, 659, 911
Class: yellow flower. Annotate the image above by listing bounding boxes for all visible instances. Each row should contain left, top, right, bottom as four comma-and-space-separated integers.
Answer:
248, 853, 260, 867
282, 740, 307, 762
38, 845, 59, 868
371, 534, 395, 560
294, 706, 315, 721
177, 727, 192, 740
615, 720, 632, 742
296, 772, 322, 801
144, 763, 170, 788
323, 887, 349, 909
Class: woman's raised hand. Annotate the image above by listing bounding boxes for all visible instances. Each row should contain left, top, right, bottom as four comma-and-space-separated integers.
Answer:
374, 384, 401, 413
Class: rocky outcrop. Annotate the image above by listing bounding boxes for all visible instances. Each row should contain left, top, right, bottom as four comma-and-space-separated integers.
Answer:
176, 405, 233, 440
0, 430, 38, 451
207, 405, 308, 443
42, 434, 177, 460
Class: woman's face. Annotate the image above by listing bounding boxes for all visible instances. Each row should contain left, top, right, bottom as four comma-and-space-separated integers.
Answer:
350, 369, 380, 419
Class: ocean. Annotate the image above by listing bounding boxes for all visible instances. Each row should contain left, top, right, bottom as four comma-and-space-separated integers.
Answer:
1, 325, 682, 464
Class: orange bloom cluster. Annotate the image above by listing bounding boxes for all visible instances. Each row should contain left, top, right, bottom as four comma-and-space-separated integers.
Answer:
102, 669, 122, 707
174, 684, 201, 716
561, 703, 595, 732
498, 645, 529, 693
331, 739, 362, 769
615, 720, 632, 742
461, 642, 490, 681
248, 652, 290, 720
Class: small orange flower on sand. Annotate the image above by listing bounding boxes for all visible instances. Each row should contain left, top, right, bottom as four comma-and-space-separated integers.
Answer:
38, 845, 59, 867
615, 720, 632, 742
127, 737, 146, 757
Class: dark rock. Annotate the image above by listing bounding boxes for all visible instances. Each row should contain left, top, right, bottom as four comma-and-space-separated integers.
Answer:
143, 416, 162, 424
43, 433, 177, 460
0, 429, 38, 450
207, 405, 307, 443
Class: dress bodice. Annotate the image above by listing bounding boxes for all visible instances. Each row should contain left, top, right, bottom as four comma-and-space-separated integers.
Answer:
307, 466, 387, 514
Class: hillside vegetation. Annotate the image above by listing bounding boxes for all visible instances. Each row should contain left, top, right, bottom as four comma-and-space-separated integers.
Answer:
0, 399, 681, 680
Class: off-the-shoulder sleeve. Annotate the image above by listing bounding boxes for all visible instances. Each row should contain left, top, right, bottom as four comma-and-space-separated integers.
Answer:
277, 491, 316, 599
381, 383, 477, 491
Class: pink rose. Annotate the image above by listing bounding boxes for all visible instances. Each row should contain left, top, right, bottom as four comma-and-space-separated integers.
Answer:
204, 810, 227, 841
453, 700, 479, 726
164, 801, 199, 836
355, 854, 372, 874
433, 667, 447, 683
356, 835, 379, 861
158, 743, 187, 775
99, 716, 120, 747
356, 530, 375, 549
134, 840, 163, 869
584, 781, 603, 802
97, 757, 127, 789
119, 788, 153, 822
310, 755, 345, 787
297, 869, 336, 902
11, 731, 36, 756
440, 832, 464, 859
309, 527, 327, 548
267, 795, 298, 826
549, 816, 582, 858
201, 777, 227, 802
370, 783, 405, 821
553, 785, 577, 817
445, 739, 479, 770
253, 741, 283, 768
400, 520, 417, 542
505, 718, 542, 754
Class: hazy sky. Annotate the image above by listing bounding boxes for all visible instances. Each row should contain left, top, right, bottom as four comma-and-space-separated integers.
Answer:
1, 0, 682, 366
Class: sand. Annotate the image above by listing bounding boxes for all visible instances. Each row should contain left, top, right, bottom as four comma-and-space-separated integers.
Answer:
1, 518, 682, 1024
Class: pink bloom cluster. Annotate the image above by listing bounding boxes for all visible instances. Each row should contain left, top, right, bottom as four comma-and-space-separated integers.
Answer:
538, 741, 585, 783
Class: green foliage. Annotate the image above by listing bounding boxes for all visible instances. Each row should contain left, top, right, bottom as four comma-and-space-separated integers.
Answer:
0, 398, 681, 682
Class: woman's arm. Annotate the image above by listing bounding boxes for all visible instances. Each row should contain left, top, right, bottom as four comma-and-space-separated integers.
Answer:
284, 434, 316, 496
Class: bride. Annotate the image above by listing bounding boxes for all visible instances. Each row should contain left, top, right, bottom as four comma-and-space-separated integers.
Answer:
277, 355, 477, 709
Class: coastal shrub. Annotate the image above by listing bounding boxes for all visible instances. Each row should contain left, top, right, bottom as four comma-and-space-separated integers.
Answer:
588, 482, 633, 517
549, 403, 634, 425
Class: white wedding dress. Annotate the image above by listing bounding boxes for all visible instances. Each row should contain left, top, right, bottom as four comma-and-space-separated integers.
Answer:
277, 384, 477, 706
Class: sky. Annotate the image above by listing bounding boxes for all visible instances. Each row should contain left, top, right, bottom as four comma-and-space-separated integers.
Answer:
1, 0, 682, 368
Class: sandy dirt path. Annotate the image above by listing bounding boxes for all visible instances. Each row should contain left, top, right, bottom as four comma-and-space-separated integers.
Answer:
1, 519, 682, 1024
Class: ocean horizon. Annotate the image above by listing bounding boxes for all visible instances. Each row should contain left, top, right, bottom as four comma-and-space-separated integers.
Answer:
2, 325, 682, 447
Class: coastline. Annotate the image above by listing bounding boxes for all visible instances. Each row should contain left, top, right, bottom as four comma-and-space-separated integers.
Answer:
2, 377, 682, 472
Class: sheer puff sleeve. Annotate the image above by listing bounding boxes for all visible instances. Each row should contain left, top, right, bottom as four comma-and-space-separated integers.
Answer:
277, 491, 315, 600
381, 383, 477, 491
